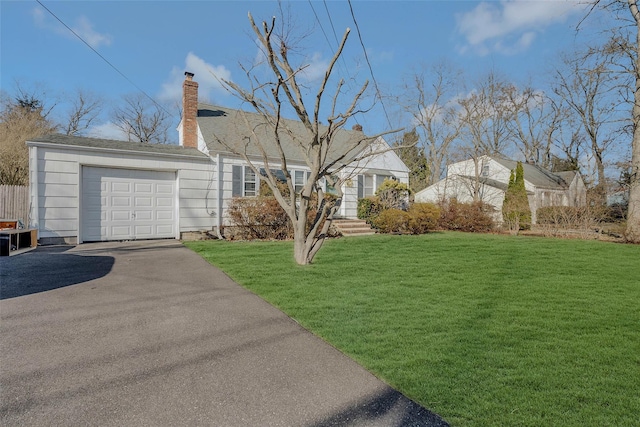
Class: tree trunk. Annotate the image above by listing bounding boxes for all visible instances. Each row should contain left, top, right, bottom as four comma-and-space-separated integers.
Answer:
627, 0, 640, 243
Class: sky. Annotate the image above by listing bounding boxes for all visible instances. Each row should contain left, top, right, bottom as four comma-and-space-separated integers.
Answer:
0, 0, 607, 143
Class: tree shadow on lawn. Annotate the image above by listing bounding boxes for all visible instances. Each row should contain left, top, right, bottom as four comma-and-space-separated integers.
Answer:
0, 245, 114, 299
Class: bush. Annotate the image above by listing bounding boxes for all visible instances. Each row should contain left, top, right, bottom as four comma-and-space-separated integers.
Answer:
357, 196, 383, 223
375, 179, 410, 210
374, 209, 410, 234
407, 203, 440, 234
438, 199, 494, 232
227, 197, 292, 240
536, 205, 603, 238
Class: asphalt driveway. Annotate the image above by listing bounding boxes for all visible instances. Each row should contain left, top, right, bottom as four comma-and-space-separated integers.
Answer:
0, 240, 448, 426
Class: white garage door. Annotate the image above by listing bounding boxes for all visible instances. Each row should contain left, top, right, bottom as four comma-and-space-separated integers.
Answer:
82, 167, 176, 242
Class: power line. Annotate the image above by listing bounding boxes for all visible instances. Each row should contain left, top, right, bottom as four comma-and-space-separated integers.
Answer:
35, 0, 172, 116
308, 1, 333, 53
346, 0, 393, 131
307, 1, 360, 125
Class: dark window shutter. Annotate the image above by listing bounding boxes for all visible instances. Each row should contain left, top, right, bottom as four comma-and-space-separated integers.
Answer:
232, 165, 242, 196
357, 174, 364, 199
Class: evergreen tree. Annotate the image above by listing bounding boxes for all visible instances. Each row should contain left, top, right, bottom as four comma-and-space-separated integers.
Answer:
393, 129, 430, 193
502, 162, 531, 234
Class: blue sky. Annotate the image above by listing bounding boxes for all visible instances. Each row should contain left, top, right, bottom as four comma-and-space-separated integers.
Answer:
1, 0, 603, 142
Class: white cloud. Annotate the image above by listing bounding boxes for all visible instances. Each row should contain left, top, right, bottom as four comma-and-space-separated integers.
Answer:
158, 52, 232, 103
73, 16, 112, 48
87, 122, 128, 141
300, 52, 330, 82
456, 0, 586, 55
31, 7, 112, 49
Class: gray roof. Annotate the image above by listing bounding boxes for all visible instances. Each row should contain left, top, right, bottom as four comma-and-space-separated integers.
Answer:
28, 134, 209, 159
493, 157, 569, 189
196, 103, 373, 165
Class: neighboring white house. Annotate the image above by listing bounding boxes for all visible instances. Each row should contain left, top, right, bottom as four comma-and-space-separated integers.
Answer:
415, 156, 586, 224
26, 72, 408, 244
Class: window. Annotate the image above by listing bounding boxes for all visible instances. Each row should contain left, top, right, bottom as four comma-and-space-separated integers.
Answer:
294, 170, 305, 194
481, 162, 490, 177
232, 165, 257, 197
357, 174, 375, 198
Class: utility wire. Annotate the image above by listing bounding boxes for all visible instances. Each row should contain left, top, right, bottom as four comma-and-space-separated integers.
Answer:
35, 0, 172, 116
307, 0, 360, 125
346, 0, 393, 131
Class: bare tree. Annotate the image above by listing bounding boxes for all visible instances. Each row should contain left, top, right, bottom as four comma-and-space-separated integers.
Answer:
62, 89, 103, 136
455, 72, 515, 200
112, 94, 170, 144
504, 86, 564, 168
220, 13, 398, 265
401, 62, 463, 185
552, 49, 622, 204
579, 0, 640, 242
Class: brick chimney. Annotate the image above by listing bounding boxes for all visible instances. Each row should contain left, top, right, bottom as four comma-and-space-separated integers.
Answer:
182, 72, 199, 148
352, 124, 363, 132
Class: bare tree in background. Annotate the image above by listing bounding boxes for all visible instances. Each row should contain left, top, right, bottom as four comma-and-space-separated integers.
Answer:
504, 86, 564, 169
401, 62, 463, 185
221, 13, 398, 265
112, 94, 170, 144
62, 89, 103, 136
578, 0, 640, 242
552, 49, 622, 205
456, 72, 514, 201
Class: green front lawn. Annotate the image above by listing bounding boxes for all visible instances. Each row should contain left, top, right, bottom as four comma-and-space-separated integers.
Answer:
185, 233, 640, 426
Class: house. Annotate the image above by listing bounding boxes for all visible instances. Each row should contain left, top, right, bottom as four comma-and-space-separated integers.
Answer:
414, 155, 586, 224
27, 72, 408, 244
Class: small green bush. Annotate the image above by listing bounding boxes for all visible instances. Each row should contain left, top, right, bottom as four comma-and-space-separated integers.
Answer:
407, 203, 440, 234
374, 209, 410, 234
357, 196, 383, 223
438, 199, 494, 232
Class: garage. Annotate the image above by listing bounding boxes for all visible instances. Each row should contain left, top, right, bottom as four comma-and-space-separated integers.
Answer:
27, 134, 216, 245
81, 167, 176, 242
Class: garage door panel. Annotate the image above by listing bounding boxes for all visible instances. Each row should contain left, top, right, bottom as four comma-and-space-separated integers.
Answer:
134, 210, 153, 221
112, 197, 131, 207
135, 182, 153, 193
156, 211, 173, 220
82, 167, 176, 242
156, 183, 173, 194
156, 224, 173, 234
156, 197, 173, 207
135, 197, 153, 207
111, 226, 132, 238
111, 210, 131, 221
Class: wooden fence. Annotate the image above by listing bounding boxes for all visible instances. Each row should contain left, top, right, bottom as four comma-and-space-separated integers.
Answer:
0, 185, 30, 223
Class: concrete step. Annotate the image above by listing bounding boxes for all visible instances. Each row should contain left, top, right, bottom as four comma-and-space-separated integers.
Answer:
332, 219, 376, 236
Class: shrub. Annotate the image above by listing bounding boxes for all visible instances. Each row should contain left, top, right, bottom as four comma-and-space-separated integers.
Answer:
536, 205, 603, 238
407, 203, 440, 234
357, 196, 383, 223
375, 179, 410, 210
374, 208, 410, 234
438, 199, 494, 232
227, 197, 292, 240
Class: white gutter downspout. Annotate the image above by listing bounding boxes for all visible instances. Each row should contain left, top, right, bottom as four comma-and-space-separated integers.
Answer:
215, 153, 224, 239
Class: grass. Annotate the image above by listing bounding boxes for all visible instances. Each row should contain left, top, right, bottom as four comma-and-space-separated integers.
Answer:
185, 233, 640, 426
